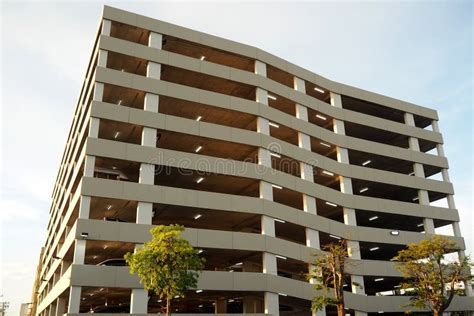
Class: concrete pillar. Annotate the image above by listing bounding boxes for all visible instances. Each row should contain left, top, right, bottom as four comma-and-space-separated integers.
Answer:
306, 228, 320, 249
331, 92, 365, 304
140, 44, 159, 232
296, 98, 320, 253
147, 62, 161, 79
436, 144, 445, 157
143, 32, 163, 162
137, 152, 154, 224
452, 221, 462, 237
294, 77, 306, 94
451, 222, 473, 296
257, 117, 270, 135
308, 264, 326, 316
405, 113, 436, 234
67, 286, 81, 313
259, 147, 272, 167
261, 215, 275, 237
136, 202, 153, 224
215, 299, 227, 313
97, 49, 108, 68
93, 82, 104, 102
149, 32, 162, 49
143, 31, 160, 161
264, 292, 279, 316
413, 162, 425, 178
295, 103, 308, 121
130, 288, 148, 313
255, 60, 267, 77
88, 117, 100, 138
144, 93, 159, 112
256, 87, 268, 105
408, 136, 420, 151
259, 181, 273, 200
72, 239, 86, 265
256, 59, 279, 316
298, 132, 311, 151
78, 196, 90, 219
139, 163, 155, 185
83, 155, 95, 178
330, 92, 343, 109
303, 193, 317, 215
55, 298, 66, 316
142, 127, 156, 147
102, 19, 111, 36
48, 303, 56, 316
262, 252, 277, 275
422, 218, 436, 234
351, 273, 366, 293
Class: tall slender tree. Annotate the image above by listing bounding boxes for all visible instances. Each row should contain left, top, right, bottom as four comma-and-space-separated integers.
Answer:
393, 235, 472, 316
124, 225, 205, 316
308, 241, 351, 316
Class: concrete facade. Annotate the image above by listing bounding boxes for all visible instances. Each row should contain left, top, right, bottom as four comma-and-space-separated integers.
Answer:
33, 5, 473, 316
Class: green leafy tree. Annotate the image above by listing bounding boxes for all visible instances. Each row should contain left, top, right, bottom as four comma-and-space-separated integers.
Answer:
308, 241, 351, 316
124, 225, 205, 316
393, 235, 472, 316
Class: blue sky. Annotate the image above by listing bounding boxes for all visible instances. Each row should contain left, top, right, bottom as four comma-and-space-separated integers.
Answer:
1, 1, 472, 314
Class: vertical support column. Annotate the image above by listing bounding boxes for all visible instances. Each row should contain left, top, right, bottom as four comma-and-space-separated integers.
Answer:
452, 222, 474, 296
330, 92, 366, 315
432, 120, 460, 233
97, 49, 108, 68
130, 289, 148, 314
130, 244, 148, 313
67, 286, 81, 313
101, 19, 111, 37
294, 76, 321, 252
264, 292, 279, 316
48, 303, 56, 316
78, 196, 91, 219
405, 113, 435, 234
55, 297, 66, 316
256, 60, 279, 316
72, 239, 86, 265
136, 32, 162, 226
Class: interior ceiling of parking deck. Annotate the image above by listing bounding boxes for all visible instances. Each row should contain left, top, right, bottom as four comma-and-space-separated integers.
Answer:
153, 204, 261, 234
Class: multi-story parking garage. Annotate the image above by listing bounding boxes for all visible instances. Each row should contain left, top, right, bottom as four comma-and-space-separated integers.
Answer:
33, 5, 473, 316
